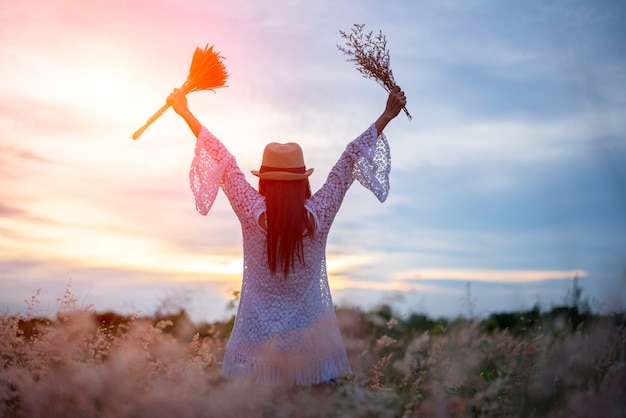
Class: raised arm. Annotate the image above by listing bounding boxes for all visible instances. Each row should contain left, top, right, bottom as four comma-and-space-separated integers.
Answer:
374, 86, 407, 136
167, 88, 202, 138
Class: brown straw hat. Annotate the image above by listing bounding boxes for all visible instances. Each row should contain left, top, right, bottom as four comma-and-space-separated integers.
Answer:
251, 142, 314, 181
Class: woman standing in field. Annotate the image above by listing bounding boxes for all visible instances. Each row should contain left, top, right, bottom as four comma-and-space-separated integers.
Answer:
167, 86, 406, 385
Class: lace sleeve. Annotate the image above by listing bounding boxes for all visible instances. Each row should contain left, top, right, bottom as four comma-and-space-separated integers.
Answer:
350, 124, 391, 202
310, 124, 390, 230
189, 127, 231, 215
189, 127, 259, 219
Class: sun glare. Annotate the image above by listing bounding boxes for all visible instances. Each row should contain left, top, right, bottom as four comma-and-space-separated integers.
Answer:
16, 41, 146, 123
80, 71, 125, 110
169, 255, 243, 276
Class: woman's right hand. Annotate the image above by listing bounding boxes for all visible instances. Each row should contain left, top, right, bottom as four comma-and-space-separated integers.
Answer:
167, 88, 190, 116
167, 88, 202, 137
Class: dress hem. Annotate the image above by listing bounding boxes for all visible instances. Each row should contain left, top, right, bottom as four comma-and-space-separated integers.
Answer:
221, 349, 352, 386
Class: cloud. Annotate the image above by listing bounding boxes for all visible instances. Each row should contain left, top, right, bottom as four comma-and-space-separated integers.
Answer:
0, 145, 52, 164
0, 203, 29, 218
390, 268, 587, 283
0, 94, 96, 138
0, 259, 236, 321
391, 110, 626, 171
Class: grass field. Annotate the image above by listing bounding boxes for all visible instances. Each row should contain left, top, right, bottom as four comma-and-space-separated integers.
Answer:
1, 283, 624, 417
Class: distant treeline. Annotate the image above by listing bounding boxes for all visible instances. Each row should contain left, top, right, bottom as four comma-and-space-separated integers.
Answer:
16, 297, 625, 344
370, 303, 625, 338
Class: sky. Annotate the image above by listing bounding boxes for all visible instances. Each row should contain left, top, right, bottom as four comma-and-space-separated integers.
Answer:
1, 0, 625, 323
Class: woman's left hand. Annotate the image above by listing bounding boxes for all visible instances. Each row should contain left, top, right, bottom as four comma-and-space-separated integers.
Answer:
383, 86, 407, 120
375, 86, 407, 135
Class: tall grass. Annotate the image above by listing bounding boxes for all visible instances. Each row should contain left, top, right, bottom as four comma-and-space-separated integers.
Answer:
1, 283, 624, 417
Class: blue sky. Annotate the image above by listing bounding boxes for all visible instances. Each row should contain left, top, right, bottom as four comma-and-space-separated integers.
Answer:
0, 0, 624, 322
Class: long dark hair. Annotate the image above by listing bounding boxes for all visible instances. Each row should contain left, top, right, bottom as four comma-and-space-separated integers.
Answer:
259, 178, 315, 276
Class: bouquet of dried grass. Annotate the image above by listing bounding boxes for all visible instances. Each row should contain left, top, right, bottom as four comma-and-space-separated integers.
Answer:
132, 44, 228, 140
337, 24, 411, 120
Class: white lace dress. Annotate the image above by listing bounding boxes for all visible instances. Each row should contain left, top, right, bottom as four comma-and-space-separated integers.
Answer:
189, 123, 391, 385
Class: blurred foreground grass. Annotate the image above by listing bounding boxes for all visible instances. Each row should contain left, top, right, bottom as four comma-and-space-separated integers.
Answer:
1, 283, 624, 417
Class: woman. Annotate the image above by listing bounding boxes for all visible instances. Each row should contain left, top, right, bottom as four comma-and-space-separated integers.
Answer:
167, 86, 407, 385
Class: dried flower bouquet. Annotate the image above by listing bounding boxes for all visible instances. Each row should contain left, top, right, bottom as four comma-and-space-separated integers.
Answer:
338, 24, 411, 120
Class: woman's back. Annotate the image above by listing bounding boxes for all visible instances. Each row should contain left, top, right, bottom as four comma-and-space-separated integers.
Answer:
215, 123, 391, 384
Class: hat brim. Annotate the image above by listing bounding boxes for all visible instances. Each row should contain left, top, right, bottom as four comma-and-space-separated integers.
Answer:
251, 168, 314, 181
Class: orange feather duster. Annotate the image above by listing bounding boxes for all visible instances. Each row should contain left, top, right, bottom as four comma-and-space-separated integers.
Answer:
132, 44, 228, 140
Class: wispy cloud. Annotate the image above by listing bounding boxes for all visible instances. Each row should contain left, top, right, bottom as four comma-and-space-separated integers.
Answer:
391, 268, 587, 283
0, 145, 52, 164
391, 110, 626, 171
0, 203, 29, 218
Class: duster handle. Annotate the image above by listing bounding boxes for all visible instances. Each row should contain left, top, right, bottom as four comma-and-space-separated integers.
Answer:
132, 102, 171, 140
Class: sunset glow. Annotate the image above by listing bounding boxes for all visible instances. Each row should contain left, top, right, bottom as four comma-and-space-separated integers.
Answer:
1, 0, 624, 322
